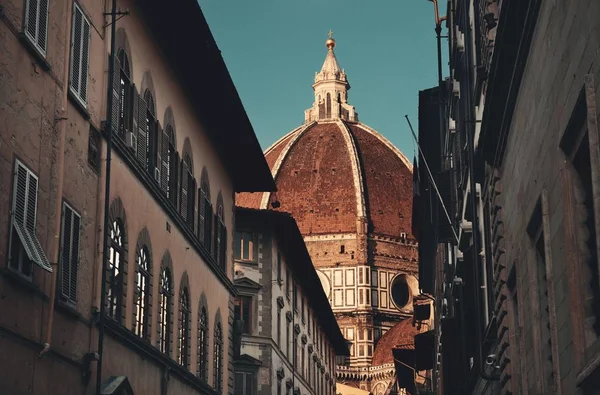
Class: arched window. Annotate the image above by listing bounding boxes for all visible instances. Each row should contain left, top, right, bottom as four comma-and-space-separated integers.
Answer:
158, 267, 172, 355
178, 286, 191, 368
133, 246, 151, 340
144, 90, 158, 175
199, 169, 212, 250
180, 154, 195, 228
214, 322, 223, 392
326, 93, 332, 119
108, 220, 124, 321
214, 200, 227, 270
117, 49, 131, 138
197, 306, 209, 381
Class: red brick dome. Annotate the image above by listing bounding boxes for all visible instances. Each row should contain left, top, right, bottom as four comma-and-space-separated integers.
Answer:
237, 120, 414, 238
371, 319, 419, 366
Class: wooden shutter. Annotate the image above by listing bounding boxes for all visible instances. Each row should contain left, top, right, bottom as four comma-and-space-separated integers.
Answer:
213, 214, 220, 259
156, 122, 163, 183
160, 129, 170, 194
172, 152, 180, 208
60, 203, 81, 303
25, 0, 48, 55
136, 92, 148, 166
188, 177, 196, 228
198, 190, 205, 241
204, 202, 213, 251
111, 54, 121, 135
180, 161, 188, 219
69, 4, 90, 105
220, 224, 227, 269
11, 161, 52, 272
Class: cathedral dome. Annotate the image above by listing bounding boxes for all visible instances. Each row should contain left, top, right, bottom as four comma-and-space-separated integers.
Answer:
237, 120, 414, 238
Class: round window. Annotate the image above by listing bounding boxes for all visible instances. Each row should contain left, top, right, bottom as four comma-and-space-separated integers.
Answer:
390, 275, 411, 309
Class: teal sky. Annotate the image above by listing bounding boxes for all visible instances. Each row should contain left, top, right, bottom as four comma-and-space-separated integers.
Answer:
198, 0, 447, 158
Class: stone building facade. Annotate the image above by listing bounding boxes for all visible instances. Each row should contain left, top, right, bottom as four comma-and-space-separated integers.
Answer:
416, 0, 600, 393
0, 0, 273, 394
238, 36, 421, 394
232, 208, 348, 395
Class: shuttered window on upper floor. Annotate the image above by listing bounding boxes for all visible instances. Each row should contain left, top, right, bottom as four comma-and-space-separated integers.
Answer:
69, 3, 90, 106
24, 0, 49, 56
60, 202, 81, 304
9, 160, 52, 276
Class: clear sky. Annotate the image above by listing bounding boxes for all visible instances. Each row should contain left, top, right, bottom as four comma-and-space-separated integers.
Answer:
198, 0, 447, 158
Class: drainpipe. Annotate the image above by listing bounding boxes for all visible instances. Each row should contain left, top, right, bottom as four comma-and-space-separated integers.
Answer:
96, 0, 118, 393
39, 0, 74, 359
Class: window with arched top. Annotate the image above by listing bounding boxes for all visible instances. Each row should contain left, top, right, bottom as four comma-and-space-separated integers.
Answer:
199, 169, 212, 250
108, 219, 125, 322
214, 199, 227, 270
178, 286, 191, 368
197, 305, 209, 381
133, 245, 151, 340
117, 49, 131, 138
158, 266, 173, 355
214, 321, 223, 392
180, 154, 196, 228
326, 93, 332, 119
144, 90, 158, 175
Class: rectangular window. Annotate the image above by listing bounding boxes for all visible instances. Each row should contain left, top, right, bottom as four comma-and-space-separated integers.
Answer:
277, 309, 282, 347
286, 268, 291, 299
24, 0, 49, 55
347, 327, 354, 340
293, 281, 298, 312
277, 252, 282, 284
234, 231, 258, 262
8, 160, 51, 277
59, 203, 81, 304
286, 320, 291, 358
359, 345, 364, 357
371, 290, 379, 307
69, 3, 91, 106
234, 296, 252, 334
358, 267, 363, 284
234, 371, 255, 395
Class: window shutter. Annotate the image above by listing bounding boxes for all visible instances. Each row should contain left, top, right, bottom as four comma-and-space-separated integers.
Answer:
160, 130, 170, 194
220, 224, 227, 269
60, 204, 80, 303
204, 202, 213, 251
25, 0, 48, 55
136, 92, 148, 166
188, 177, 196, 228
172, 152, 180, 209
37, 0, 48, 52
198, 190, 205, 241
213, 213, 219, 259
111, 54, 121, 135
69, 5, 90, 105
130, 85, 139, 152
156, 122, 163, 182
180, 161, 188, 219
13, 163, 29, 228
11, 161, 52, 272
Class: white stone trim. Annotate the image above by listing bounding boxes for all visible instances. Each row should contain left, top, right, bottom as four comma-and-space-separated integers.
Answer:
260, 122, 316, 209
303, 233, 356, 242
337, 120, 367, 218
354, 123, 413, 172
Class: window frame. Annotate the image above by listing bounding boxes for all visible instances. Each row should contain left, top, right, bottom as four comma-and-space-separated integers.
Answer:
158, 267, 172, 355
234, 295, 253, 334
197, 306, 209, 381
178, 286, 191, 368
107, 219, 125, 322
69, 2, 91, 107
133, 245, 151, 340
214, 322, 224, 392
59, 201, 81, 305
23, 0, 49, 56
234, 231, 258, 263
